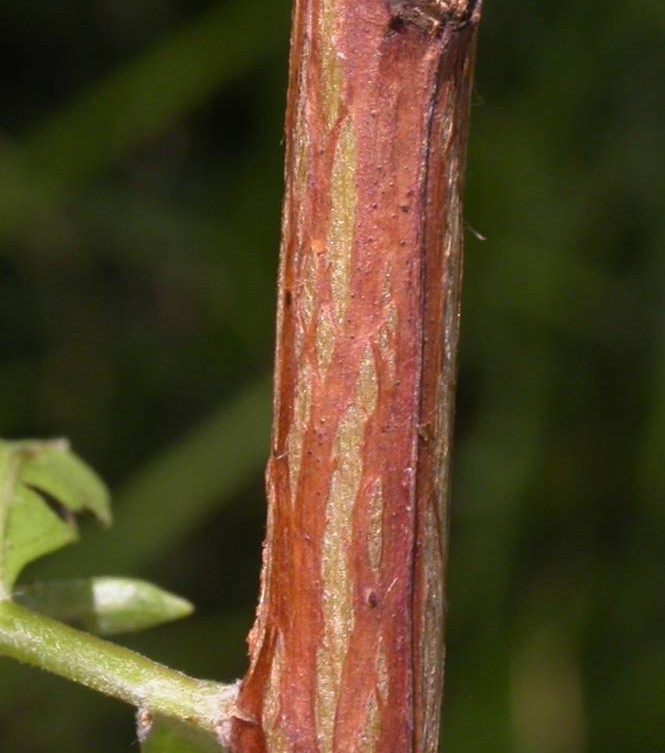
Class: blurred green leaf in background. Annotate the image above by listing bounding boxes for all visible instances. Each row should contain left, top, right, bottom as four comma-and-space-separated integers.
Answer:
1, 1, 664, 751
141, 714, 221, 753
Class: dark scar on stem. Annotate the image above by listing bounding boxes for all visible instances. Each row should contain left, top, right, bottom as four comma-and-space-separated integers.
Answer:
388, 0, 477, 33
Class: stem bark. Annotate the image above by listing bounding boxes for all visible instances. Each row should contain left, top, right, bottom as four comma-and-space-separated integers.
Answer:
233, 2, 482, 752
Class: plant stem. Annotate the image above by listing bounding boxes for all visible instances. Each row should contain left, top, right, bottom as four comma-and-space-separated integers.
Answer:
0, 600, 236, 737
233, 2, 482, 752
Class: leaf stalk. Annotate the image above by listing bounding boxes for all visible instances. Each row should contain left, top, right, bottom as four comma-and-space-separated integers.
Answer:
0, 600, 237, 739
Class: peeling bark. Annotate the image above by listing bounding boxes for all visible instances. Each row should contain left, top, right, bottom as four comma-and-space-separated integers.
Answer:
231, 2, 482, 752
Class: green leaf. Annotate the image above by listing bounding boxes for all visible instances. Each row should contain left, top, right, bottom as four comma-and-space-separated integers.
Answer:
20, 443, 111, 526
140, 714, 223, 753
0, 439, 111, 595
3, 486, 78, 593
15, 577, 193, 635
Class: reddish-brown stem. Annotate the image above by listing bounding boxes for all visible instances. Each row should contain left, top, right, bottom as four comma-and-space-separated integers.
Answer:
231, 2, 481, 752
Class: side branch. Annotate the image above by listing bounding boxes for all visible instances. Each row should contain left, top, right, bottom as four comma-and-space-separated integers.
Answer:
0, 601, 237, 742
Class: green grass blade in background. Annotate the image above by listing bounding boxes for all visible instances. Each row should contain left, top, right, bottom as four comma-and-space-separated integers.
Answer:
0, 1, 288, 245
39, 376, 271, 577
23, 1, 288, 184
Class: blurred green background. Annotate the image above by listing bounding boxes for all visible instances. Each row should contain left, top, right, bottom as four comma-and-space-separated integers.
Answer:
0, 1, 663, 751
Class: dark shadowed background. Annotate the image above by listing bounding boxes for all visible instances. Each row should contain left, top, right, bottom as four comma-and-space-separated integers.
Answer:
1, 1, 664, 751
